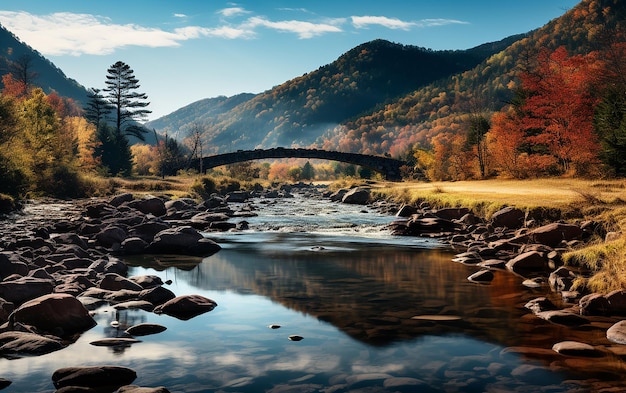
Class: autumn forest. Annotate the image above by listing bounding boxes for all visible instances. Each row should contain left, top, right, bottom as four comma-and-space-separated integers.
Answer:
0, 0, 626, 207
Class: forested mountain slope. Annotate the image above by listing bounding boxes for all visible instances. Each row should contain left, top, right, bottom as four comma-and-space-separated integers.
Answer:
0, 23, 88, 105
151, 36, 520, 152
318, 0, 626, 157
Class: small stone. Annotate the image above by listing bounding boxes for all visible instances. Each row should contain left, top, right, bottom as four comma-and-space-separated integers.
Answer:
552, 341, 603, 357
268, 324, 281, 329
288, 335, 303, 341
607, 320, 626, 345
89, 338, 141, 347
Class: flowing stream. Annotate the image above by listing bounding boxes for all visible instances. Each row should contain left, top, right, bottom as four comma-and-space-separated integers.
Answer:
3, 189, 626, 392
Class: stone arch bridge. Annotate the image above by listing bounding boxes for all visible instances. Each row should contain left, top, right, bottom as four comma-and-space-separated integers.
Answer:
194, 148, 407, 181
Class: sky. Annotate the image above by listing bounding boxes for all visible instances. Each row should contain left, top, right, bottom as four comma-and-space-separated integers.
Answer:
0, 0, 580, 121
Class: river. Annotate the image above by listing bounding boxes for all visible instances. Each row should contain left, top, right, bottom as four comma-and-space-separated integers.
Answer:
3, 189, 626, 392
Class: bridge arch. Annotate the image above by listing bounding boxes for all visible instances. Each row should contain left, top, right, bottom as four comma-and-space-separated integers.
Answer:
193, 148, 407, 181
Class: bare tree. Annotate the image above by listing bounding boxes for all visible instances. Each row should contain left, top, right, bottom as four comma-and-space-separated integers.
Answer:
9, 54, 38, 91
185, 122, 207, 173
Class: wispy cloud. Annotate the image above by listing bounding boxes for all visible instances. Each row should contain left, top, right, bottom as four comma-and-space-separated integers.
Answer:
245, 16, 343, 39
218, 7, 251, 18
0, 11, 187, 56
0, 9, 467, 57
351, 16, 416, 30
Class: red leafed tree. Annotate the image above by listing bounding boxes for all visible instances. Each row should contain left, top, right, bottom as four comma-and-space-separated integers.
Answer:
519, 46, 601, 175
1, 73, 28, 99
487, 109, 527, 178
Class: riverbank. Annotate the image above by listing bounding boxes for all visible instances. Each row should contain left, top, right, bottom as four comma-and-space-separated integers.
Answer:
371, 178, 626, 293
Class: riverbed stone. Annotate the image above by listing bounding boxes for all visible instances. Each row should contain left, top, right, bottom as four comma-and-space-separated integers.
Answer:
579, 293, 611, 316
98, 273, 144, 292
606, 290, 626, 316
10, 293, 96, 335
153, 294, 217, 320
506, 251, 548, 274
396, 204, 418, 217
530, 223, 583, 248
95, 226, 127, 248
552, 341, 603, 357
535, 310, 589, 326
52, 366, 137, 390
467, 269, 494, 283
126, 196, 166, 217
149, 226, 221, 256
0, 331, 64, 356
125, 323, 167, 336
524, 297, 557, 313
0, 277, 55, 305
341, 187, 370, 204
607, 320, 626, 345
491, 206, 525, 229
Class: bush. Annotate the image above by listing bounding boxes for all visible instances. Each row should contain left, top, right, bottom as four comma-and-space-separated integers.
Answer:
0, 193, 17, 214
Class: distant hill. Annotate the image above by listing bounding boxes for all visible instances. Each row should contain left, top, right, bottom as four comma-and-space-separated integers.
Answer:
149, 36, 520, 152
0, 23, 89, 105
319, 0, 626, 157
144, 93, 256, 138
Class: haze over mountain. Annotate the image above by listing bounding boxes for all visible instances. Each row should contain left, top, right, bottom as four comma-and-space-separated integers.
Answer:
145, 35, 521, 152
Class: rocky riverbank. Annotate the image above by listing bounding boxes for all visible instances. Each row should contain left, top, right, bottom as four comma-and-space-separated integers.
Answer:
1, 184, 626, 392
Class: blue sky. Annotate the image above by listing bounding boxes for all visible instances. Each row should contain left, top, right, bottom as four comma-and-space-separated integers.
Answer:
0, 1, 579, 120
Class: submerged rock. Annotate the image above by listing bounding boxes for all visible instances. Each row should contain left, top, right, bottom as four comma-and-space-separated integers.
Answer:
52, 366, 137, 390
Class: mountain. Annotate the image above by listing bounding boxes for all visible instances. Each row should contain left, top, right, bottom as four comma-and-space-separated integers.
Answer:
149, 37, 520, 152
0, 23, 89, 105
144, 93, 256, 137
319, 0, 626, 157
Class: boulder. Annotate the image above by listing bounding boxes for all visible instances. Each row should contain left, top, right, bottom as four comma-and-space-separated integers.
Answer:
153, 294, 217, 320
341, 188, 370, 205
109, 193, 134, 207
129, 222, 171, 242
0, 331, 64, 356
579, 293, 610, 316
535, 310, 589, 326
491, 207, 525, 229
129, 275, 164, 289
606, 290, 626, 316
552, 341, 603, 357
98, 273, 144, 292
524, 297, 557, 314
126, 196, 166, 216
139, 286, 176, 306
0, 277, 55, 305
506, 251, 548, 274
607, 320, 626, 344
125, 323, 167, 336
467, 269, 494, 283
329, 188, 349, 202
0, 297, 14, 323
395, 204, 418, 217
10, 293, 96, 335
121, 237, 149, 254
433, 207, 469, 221
225, 191, 249, 203
149, 226, 221, 256
52, 366, 137, 390
548, 266, 576, 292
530, 223, 583, 248
95, 226, 127, 248
0, 252, 28, 279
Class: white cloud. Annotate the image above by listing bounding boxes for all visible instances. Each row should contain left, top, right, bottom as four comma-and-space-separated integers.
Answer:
351, 16, 416, 30
218, 7, 250, 18
0, 11, 186, 55
417, 18, 469, 27
173, 13, 187, 18
351, 15, 468, 30
245, 16, 343, 39
175, 25, 255, 40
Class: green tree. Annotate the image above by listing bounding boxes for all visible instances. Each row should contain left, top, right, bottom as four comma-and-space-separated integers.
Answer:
594, 86, 626, 176
466, 113, 491, 178
301, 161, 315, 180
104, 61, 151, 140
84, 88, 111, 130
0, 94, 28, 197
95, 123, 133, 176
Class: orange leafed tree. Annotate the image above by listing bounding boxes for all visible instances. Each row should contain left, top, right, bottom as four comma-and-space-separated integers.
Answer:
1, 73, 28, 99
487, 109, 527, 178
518, 46, 601, 175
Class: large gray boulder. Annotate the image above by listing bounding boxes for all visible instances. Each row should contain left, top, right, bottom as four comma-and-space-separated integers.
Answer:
0, 277, 55, 305
530, 223, 583, 247
149, 226, 221, 256
10, 293, 96, 335
342, 187, 370, 204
